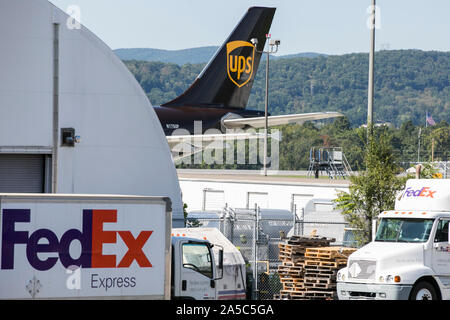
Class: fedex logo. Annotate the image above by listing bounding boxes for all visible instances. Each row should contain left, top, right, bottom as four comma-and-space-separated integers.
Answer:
400, 187, 436, 200
1, 209, 153, 271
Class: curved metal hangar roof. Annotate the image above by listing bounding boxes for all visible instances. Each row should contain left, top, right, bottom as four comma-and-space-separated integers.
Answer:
0, 0, 183, 226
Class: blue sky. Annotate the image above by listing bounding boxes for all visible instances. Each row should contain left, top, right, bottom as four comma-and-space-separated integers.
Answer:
49, 0, 450, 55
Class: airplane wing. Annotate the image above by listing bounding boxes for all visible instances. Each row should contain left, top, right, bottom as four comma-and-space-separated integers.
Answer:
222, 112, 343, 129
167, 112, 342, 161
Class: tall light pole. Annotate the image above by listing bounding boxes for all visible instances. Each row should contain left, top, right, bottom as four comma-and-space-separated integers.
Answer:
367, 0, 376, 139
251, 35, 280, 176
417, 127, 421, 162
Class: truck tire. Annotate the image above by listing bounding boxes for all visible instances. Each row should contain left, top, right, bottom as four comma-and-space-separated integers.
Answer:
410, 281, 438, 300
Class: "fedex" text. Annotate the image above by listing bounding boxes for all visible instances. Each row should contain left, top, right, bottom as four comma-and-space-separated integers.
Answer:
401, 187, 436, 199
1, 209, 153, 271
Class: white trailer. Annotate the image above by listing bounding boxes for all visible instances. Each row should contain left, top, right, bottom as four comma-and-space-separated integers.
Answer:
295, 198, 348, 245
337, 179, 450, 300
0, 194, 172, 299
0, 194, 226, 300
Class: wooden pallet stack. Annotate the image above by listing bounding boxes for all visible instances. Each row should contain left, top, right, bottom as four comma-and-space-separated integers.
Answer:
302, 246, 356, 300
275, 236, 356, 300
276, 235, 334, 300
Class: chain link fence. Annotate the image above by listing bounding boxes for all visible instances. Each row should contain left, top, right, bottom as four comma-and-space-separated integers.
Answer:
399, 161, 449, 178
186, 206, 350, 300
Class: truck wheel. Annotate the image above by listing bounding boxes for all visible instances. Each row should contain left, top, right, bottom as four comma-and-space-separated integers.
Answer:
410, 281, 438, 300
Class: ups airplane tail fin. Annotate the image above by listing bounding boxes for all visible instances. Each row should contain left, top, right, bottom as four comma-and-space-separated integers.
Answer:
162, 6, 276, 109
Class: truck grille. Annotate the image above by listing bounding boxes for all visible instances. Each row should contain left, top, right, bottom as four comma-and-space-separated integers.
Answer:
347, 259, 376, 280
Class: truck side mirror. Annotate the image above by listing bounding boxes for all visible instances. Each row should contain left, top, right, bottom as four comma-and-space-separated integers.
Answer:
219, 249, 224, 269
372, 218, 378, 242
215, 248, 224, 280
447, 222, 450, 244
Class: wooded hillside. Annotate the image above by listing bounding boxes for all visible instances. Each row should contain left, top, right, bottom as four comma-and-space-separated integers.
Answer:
124, 49, 450, 127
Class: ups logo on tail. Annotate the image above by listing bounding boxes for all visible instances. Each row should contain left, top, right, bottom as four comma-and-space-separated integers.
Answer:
226, 41, 255, 88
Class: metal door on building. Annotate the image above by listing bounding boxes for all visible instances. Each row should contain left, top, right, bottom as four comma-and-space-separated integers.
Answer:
247, 192, 268, 209
291, 194, 313, 218
202, 189, 225, 211
0, 154, 47, 193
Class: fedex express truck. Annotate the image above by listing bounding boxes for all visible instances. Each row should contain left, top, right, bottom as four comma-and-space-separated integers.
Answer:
337, 179, 450, 300
0, 193, 227, 300
173, 228, 247, 300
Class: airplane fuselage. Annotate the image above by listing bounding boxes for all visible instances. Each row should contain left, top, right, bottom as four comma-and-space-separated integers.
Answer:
154, 105, 265, 135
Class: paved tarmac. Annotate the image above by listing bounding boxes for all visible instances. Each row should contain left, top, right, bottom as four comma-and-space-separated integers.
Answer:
177, 169, 351, 186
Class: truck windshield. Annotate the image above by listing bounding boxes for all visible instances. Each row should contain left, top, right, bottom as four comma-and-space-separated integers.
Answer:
182, 243, 213, 278
375, 218, 434, 243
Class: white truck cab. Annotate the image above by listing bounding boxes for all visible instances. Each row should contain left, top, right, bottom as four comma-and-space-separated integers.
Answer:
171, 228, 247, 300
337, 179, 450, 300
171, 235, 224, 300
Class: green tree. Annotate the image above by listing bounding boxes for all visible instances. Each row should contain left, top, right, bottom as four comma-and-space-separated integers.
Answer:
333, 127, 406, 246
425, 125, 450, 161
